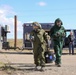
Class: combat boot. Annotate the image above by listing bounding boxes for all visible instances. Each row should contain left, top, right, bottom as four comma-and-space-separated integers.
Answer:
57, 64, 61, 67
40, 66, 45, 72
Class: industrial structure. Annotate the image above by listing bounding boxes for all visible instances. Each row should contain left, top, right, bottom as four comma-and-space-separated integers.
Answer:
0, 25, 10, 49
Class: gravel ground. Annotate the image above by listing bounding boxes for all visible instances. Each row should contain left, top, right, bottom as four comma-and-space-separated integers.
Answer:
0, 50, 76, 75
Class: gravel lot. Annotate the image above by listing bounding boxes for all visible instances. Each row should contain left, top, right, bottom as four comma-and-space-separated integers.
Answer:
0, 49, 76, 75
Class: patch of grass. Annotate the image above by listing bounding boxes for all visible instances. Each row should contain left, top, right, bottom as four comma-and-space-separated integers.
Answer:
8, 39, 23, 48
0, 62, 5, 68
0, 65, 16, 71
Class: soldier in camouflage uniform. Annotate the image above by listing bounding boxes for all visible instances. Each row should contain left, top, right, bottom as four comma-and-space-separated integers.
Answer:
30, 22, 47, 71
49, 18, 66, 67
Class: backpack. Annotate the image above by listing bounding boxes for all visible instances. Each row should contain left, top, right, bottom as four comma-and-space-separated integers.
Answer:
44, 51, 55, 63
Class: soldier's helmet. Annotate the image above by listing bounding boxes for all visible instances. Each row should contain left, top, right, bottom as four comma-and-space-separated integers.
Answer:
32, 22, 42, 29
55, 18, 63, 25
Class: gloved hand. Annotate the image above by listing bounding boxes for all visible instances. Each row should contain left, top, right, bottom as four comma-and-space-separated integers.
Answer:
56, 32, 60, 37
31, 36, 35, 41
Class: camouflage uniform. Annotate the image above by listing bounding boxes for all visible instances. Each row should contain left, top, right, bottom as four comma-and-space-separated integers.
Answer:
49, 18, 66, 66
31, 22, 47, 67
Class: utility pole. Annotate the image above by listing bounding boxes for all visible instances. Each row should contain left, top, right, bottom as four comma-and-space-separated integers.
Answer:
14, 15, 17, 49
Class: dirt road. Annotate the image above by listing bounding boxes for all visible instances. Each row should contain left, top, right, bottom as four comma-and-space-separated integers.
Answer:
0, 50, 76, 75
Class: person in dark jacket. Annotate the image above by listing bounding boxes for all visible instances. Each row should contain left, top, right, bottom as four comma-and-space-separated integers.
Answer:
49, 18, 66, 67
68, 31, 75, 55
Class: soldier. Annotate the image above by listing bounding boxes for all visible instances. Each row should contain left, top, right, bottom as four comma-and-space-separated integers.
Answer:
49, 18, 66, 67
30, 22, 47, 71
